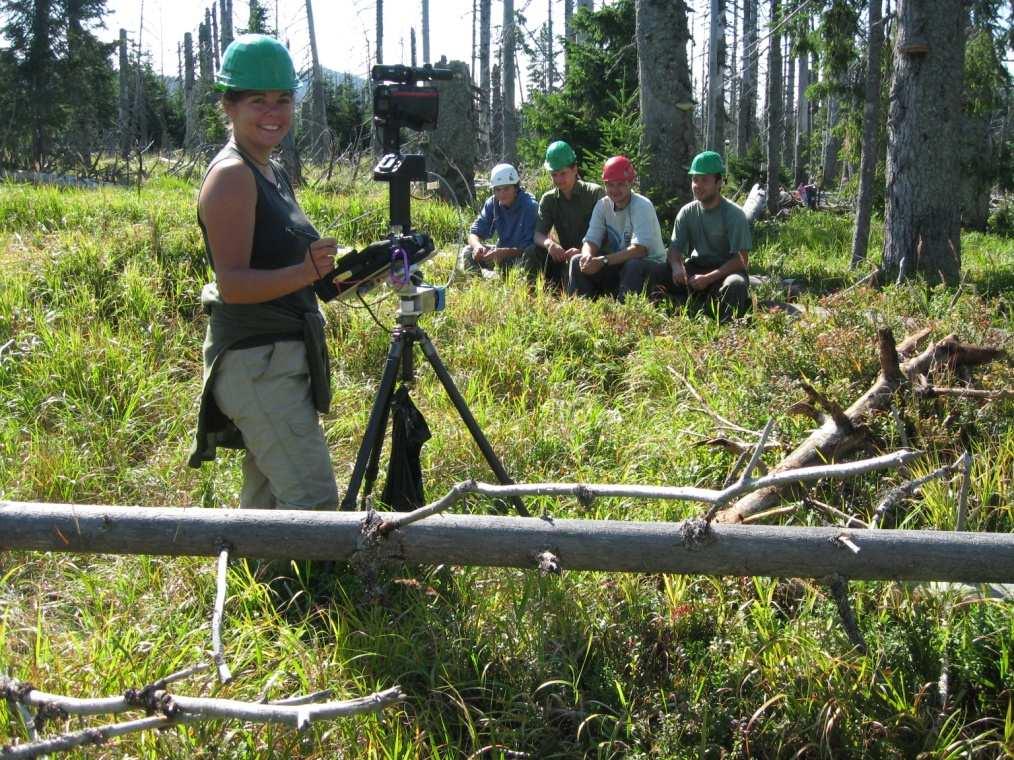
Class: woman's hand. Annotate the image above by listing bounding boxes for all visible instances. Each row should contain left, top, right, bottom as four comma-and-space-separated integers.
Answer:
304, 237, 338, 284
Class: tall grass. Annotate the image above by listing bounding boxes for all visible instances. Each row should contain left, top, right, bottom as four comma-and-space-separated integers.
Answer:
1, 180, 1012, 757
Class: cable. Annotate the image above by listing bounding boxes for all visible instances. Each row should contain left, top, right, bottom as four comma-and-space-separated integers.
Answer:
357, 289, 393, 332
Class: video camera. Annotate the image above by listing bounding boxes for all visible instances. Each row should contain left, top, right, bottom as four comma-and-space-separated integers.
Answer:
310, 63, 454, 307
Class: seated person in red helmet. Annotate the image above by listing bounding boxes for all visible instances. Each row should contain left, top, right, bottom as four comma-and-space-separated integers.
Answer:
662, 150, 751, 319
568, 155, 668, 302
457, 162, 539, 277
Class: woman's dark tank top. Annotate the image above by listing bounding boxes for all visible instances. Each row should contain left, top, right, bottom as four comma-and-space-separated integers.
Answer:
198, 141, 318, 315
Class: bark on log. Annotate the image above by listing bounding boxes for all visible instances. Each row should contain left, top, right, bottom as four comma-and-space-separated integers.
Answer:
715, 330, 1006, 523
2, 502, 1013, 582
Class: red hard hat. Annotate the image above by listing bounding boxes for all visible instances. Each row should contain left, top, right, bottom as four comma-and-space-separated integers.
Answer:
602, 155, 635, 183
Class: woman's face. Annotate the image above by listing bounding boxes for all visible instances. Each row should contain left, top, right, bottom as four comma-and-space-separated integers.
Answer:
225, 90, 294, 152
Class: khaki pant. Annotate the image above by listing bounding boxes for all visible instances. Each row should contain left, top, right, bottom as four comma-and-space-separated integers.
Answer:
212, 340, 338, 510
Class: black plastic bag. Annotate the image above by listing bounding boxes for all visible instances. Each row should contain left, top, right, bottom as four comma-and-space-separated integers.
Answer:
381, 385, 431, 510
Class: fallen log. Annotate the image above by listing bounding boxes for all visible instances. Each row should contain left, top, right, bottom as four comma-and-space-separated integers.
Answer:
715, 330, 1006, 523
2, 501, 1013, 582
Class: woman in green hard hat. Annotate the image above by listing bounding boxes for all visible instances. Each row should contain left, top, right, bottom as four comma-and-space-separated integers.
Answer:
188, 34, 340, 512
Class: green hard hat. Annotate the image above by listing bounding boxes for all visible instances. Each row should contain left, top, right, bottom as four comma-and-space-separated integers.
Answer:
688, 150, 725, 175
544, 140, 577, 171
216, 34, 299, 91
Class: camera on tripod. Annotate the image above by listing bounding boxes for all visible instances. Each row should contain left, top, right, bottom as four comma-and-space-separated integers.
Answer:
311, 63, 454, 306
338, 63, 526, 514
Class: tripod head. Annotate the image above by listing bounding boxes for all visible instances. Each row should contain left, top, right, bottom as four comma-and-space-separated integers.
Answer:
371, 63, 454, 234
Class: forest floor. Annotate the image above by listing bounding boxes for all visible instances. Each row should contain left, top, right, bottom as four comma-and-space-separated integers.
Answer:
1, 178, 1012, 758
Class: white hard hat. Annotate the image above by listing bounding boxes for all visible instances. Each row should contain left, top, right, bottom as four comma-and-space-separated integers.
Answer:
490, 163, 520, 187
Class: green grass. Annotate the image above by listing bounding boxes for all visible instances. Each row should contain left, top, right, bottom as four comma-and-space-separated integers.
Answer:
1, 180, 1012, 758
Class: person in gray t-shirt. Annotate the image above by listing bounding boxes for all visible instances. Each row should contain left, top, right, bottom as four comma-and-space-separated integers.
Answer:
663, 151, 751, 319
570, 155, 668, 302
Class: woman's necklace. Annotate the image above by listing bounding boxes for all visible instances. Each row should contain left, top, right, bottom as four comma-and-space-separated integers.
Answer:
231, 140, 274, 175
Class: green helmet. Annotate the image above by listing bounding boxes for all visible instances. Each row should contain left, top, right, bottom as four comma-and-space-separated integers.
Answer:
544, 140, 577, 171
216, 34, 299, 92
688, 150, 725, 176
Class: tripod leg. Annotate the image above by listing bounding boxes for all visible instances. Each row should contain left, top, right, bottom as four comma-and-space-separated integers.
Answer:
417, 332, 529, 517
341, 335, 405, 510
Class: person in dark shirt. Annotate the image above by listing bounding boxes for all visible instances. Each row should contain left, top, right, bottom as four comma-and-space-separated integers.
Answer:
191, 34, 339, 511
526, 140, 604, 289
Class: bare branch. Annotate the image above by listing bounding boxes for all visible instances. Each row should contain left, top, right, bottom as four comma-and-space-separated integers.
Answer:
955, 451, 972, 532
870, 455, 965, 528
211, 546, 232, 684
669, 369, 772, 439
1, 714, 179, 759
916, 385, 1013, 401
269, 690, 334, 706
149, 663, 210, 692
826, 575, 868, 654
739, 419, 777, 484
804, 498, 870, 529
378, 480, 475, 535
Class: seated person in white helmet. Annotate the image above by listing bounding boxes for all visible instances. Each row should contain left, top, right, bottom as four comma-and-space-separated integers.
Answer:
457, 163, 539, 276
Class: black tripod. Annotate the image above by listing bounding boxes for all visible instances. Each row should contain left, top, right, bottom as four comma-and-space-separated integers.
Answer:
340, 305, 528, 515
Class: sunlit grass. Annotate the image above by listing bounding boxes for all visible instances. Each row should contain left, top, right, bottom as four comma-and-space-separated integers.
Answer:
0, 180, 1012, 757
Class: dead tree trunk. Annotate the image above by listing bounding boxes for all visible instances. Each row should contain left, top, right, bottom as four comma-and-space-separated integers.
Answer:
736, 0, 758, 155
706, 0, 726, 150
479, 0, 491, 158
793, 50, 809, 186
765, 0, 783, 216
184, 32, 196, 149
717, 329, 1006, 523
376, 0, 384, 64
783, 40, 795, 168
490, 60, 502, 156
820, 91, 841, 188
636, 0, 696, 215
883, 0, 967, 284
3, 501, 1013, 582
306, 0, 328, 160
119, 29, 131, 158
212, 4, 220, 72
219, 0, 234, 51
850, 0, 883, 267
421, 0, 430, 64
501, 0, 517, 164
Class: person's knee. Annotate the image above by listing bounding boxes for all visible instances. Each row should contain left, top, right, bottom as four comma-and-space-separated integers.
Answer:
457, 245, 477, 272
719, 274, 750, 315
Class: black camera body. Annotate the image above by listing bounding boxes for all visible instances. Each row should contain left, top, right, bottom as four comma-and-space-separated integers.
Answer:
313, 232, 435, 303
370, 64, 453, 234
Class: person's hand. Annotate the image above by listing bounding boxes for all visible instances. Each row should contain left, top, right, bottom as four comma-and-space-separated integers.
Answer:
547, 242, 567, 263
304, 237, 337, 283
580, 254, 605, 274
687, 272, 713, 292
672, 264, 688, 286
489, 247, 510, 264
473, 244, 490, 261
564, 247, 582, 261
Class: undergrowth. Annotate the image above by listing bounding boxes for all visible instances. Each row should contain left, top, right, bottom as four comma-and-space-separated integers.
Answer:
1, 180, 1012, 758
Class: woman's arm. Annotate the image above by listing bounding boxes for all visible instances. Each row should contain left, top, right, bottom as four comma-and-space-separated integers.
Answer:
198, 158, 336, 304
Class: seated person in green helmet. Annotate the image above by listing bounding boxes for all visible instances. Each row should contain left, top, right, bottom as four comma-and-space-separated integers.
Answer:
527, 140, 604, 289
457, 162, 539, 277
661, 150, 751, 319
